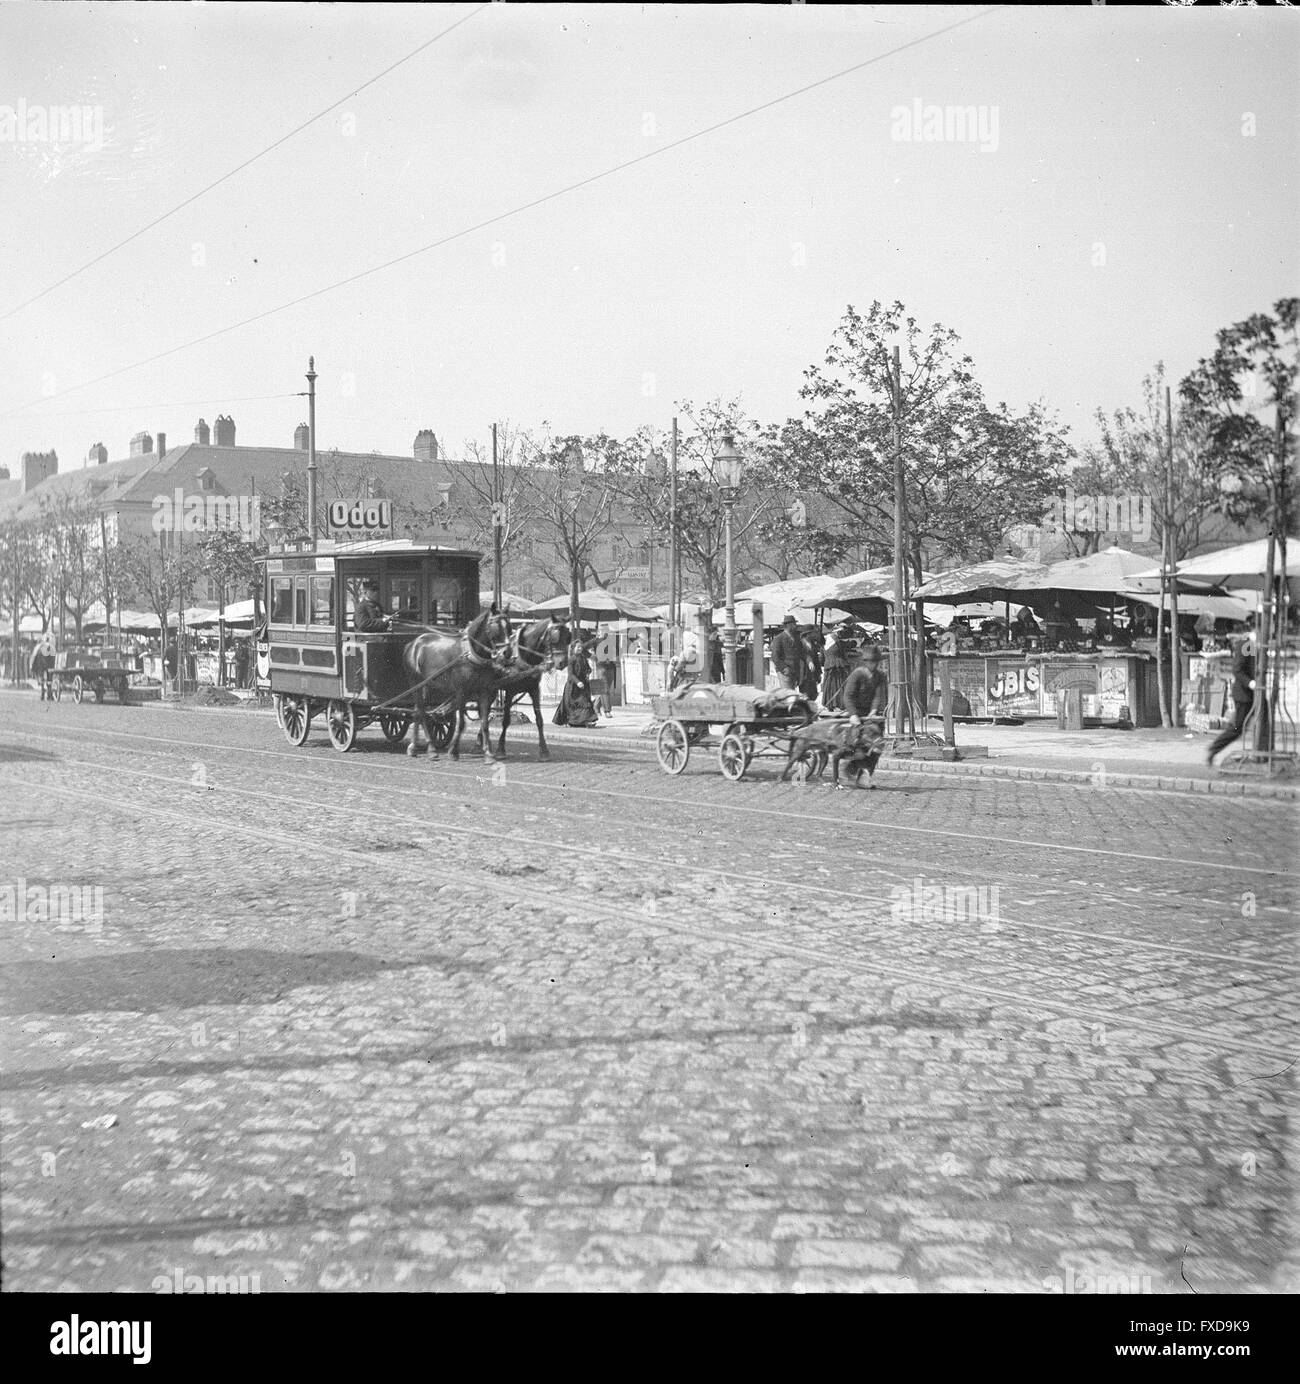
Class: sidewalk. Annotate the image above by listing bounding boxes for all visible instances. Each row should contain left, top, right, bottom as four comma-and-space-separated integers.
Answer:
545, 704, 1300, 799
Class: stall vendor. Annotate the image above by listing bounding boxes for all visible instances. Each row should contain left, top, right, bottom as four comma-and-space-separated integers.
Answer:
1011, 606, 1041, 640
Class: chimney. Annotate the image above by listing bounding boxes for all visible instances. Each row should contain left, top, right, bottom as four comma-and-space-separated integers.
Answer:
156, 432, 167, 460
213, 414, 236, 446
87, 442, 108, 466
20, 449, 58, 492
414, 429, 438, 463
129, 430, 154, 457
294, 423, 310, 451
194, 418, 210, 445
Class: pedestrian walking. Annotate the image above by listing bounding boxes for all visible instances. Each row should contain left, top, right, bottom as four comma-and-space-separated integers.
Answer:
163, 640, 178, 690
234, 637, 250, 690
1207, 644, 1260, 764
553, 633, 600, 727
771, 615, 805, 692
596, 645, 617, 718
821, 626, 849, 709
31, 635, 55, 700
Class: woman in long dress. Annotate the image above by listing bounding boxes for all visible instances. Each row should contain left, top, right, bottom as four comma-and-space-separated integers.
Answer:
553, 635, 600, 727
820, 627, 848, 709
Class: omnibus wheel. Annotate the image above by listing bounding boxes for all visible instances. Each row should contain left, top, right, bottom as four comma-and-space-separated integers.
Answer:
71, 675, 84, 704
379, 713, 409, 745
281, 695, 312, 747
326, 699, 358, 752
431, 717, 454, 752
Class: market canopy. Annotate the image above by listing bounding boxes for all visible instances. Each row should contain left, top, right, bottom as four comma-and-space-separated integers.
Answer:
1125, 592, 1253, 622
188, 599, 256, 627
1036, 546, 1164, 595
1130, 536, 1299, 593
479, 589, 534, 614
525, 586, 662, 622
912, 557, 1053, 605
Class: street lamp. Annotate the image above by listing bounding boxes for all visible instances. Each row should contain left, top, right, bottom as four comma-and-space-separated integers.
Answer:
716, 434, 745, 684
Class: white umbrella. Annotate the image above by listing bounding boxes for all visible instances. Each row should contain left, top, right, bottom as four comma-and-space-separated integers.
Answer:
1130, 536, 1299, 593
526, 587, 661, 622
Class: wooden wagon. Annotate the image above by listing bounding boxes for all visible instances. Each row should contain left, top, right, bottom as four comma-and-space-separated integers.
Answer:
51, 648, 132, 705
649, 683, 817, 779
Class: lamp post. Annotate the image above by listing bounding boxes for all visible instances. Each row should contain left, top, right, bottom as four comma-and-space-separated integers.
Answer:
716, 434, 745, 685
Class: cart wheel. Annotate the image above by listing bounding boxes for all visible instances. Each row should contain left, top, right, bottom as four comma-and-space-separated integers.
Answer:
431, 716, 454, 752
71, 675, 84, 704
52, 676, 63, 702
280, 695, 312, 747
379, 713, 409, 745
326, 699, 358, 752
655, 718, 690, 775
718, 732, 748, 781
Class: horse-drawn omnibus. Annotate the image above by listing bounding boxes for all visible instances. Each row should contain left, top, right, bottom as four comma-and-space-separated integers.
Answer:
259, 539, 482, 751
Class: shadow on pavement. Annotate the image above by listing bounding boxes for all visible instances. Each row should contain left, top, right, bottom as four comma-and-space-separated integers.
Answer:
0, 946, 491, 1017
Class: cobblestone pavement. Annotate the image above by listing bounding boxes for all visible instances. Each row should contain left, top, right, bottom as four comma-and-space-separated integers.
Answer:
1, 697, 1296, 1293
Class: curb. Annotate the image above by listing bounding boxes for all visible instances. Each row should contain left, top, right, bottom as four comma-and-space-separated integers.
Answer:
11, 688, 1296, 799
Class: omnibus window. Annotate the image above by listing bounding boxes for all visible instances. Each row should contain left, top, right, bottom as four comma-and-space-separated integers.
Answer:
429, 576, 463, 626
388, 574, 421, 624
343, 574, 377, 631
310, 576, 334, 626
294, 579, 308, 627
270, 577, 293, 624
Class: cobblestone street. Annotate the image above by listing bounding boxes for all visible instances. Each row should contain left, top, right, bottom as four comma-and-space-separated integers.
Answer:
1, 697, 1296, 1294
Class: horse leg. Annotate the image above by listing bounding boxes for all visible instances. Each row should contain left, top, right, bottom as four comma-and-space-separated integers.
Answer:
450, 705, 465, 760
479, 692, 495, 762
408, 692, 423, 757
531, 682, 550, 761
496, 693, 512, 759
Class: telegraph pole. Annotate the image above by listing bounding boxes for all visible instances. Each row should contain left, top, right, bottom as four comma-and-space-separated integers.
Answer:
670, 416, 679, 635
306, 356, 318, 544
492, 422, 503, 610
1167, 387, 1181, 726
890, 344, 907, 739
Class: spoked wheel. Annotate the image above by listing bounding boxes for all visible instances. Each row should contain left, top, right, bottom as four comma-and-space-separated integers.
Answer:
379, 713, 409, 745
52, 676, 63, 702
71, 675, 84, 704
655, 718, 690, 775
326, 699, 358, 752
430, 717, 454, 752
718, 732, 748, 781
280, 695, 312, 747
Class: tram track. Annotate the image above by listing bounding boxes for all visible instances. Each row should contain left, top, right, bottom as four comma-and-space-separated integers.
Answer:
4, 719, 1297, 972
4, 743, 1296, 1064
5, 715, 1297, 900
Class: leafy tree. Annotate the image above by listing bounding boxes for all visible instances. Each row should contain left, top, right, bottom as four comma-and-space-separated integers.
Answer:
767, 301, 1072, 583
35, 491, 104, 644
199, 528, 260, 685
514, 429, 631, 620
116, 532, 202, 651
0, 518, 44, 681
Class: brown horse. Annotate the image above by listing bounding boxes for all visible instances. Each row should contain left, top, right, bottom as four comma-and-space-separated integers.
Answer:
403, 610, 512, 761
492, 617, 572, 760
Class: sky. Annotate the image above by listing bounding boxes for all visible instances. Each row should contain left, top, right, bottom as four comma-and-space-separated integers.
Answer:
1, 3, 1296, 475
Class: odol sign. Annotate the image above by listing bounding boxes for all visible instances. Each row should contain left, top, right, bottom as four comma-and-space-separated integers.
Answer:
326, 498, 392, 536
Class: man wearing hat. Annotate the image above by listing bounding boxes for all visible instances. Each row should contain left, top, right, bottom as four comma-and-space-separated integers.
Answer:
31, 635, 55, 701
842, 645, 888, 723
355, 579, 390, 632
771, 614, 806, 692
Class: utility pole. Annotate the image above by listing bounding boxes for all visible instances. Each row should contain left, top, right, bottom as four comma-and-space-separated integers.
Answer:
1252, 406, 1285, 754
670, 416, 679, 639
1167, 387, 1181, 727
99, 512, 112, 645
492, 422, 503, 610
306, 356, 318, 545
890, 344, 908, 739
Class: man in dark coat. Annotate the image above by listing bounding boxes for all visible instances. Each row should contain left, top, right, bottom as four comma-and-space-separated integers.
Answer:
771, 615, 805, 691
31, 636, 55, 700
355, 580, 390, 632
842, 645, 889, 723
1207, 645, 1259, 764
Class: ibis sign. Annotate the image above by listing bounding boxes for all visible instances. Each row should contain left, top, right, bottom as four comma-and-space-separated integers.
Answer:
326, 499, 392, 534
